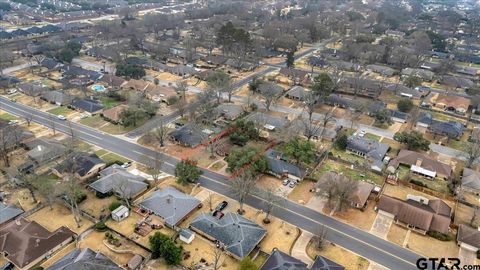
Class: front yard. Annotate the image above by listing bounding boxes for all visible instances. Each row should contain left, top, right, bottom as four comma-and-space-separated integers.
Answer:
47, 106, 76, 116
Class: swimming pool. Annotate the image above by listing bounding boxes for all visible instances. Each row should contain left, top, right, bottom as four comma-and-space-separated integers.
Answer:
91, 84, 106, 92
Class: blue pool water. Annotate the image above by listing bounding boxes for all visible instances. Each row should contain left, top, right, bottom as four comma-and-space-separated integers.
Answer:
91, 85, 106, 92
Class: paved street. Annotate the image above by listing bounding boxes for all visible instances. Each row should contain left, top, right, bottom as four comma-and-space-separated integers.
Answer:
0, 97, 421, 269
1, 62, 36, 75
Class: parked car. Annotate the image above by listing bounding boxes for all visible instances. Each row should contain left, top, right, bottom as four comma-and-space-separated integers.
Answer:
57, 115, 67, 120
121, 162, 132, 168
283, 179, 290, 186
288, 180, 297, 188
215, 201, 228, 212
6, 89, 16, 94
8, 120, 18, 125
357, 130, 366, 137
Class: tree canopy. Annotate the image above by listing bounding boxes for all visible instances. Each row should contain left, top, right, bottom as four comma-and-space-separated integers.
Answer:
149, 232, 182, 265
311, 73, 334, 98
397, 98, 414, 112
394, 131, 430, 151
225, 146, 268, 175
284, 138, 316, 165
175, 159, 202, 185
115, 64, 146, 79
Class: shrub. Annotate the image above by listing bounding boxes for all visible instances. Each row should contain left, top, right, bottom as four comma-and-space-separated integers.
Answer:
109, 201, 122, 211
95, 221, 107, 231
31, 267, 44, 270
427, 231, 453, 241
167, 96, 179, 105
410, 179, 427, 188
75, 192, 87, 204
397, 98, 414, 112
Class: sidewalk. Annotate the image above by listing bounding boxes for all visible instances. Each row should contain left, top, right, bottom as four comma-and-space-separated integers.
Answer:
291, 230, 314, 266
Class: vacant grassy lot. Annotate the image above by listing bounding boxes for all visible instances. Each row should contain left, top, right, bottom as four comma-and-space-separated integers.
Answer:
313, 159, 384, 185
47, 106, 75, 116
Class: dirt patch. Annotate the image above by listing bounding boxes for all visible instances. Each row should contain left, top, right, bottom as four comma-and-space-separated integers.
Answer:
27, 203, 93, 234
307, 241, 369, 270
79, 190, 119, 219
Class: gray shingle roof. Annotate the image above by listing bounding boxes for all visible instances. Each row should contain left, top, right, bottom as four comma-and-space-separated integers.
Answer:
260, 249, 308, 270
461, 168, 480, 191
45, 248, 122, 270
139, 187, 200, 227
266, 149, 306, 179
169, 124, 207, 147
246, 112, 289, 129
310, 256, 345, 270
89, 171, 147, 199
346, 136, 389, 161
0, 204, 24, 225
190, 212, 267, 258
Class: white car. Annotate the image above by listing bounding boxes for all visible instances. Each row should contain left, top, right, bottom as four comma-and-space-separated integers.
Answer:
8, 120, 18, 125
57, 115, 67, 120
7, 89, 17, 94
358, 130, 366, 137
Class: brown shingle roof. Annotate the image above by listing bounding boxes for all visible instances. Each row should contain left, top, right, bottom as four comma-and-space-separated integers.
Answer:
100, 74, 125, 88
350, 181, 374, 207
377, 195, 451, 233
0, 218, 75, 268
430, 94, 470, 111
389, 150, 452, 178
457, 224, 480, 249
102, 105, 127, 123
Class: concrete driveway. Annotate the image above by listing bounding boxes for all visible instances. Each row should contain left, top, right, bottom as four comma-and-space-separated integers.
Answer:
459, 246, 477, 266
292, 230, 314, 265
370, 211, 394, 239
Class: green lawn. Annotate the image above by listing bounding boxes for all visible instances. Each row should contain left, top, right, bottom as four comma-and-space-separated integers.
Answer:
99, 121, 142, 135
79, 115, 108, 129
396, 165, 450, 194
421, 109, 466, 124
47, 106, 75, 116
457, 61, 480, 69
95, 150, 129, 165
364, 133, 382, 141
313, 159, 384, 185
0, 112, 18, 121
98, 96, 122, 109
330, 148, 365, 164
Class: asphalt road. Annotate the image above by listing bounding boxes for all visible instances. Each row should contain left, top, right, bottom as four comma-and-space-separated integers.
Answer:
0, 96, 422, 270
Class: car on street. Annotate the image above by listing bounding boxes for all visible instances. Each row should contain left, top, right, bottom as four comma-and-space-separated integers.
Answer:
215, 201, 228, 212
57, 115, 67, 120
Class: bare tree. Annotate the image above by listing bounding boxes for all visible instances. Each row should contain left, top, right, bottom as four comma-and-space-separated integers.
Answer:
32, 175, 57, 210
259, 188, 285, 224
61, 169, 83, 228
0, 125, 24, 167
153, 120, 168, 147
259, 83, 281, 111
174, 80, 189, 100
207, 71, 231, 104
207, 192, 214, 211
231, 171, 257, 215
174, 98, 188, 118
302, 91, 319, 121
24, 113, 33, 126
210, 245, 225, 270
465, 141, 480, 168
312, 225, 328, 251
116, 177, 132, 208
0, 49, 15, 76
315, 172, 358, 214
145, 152, 163, 189
15, 172, 38, 203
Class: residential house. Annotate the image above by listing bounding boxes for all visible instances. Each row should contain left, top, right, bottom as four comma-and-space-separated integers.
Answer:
70, 98, 104, 115
25, 137, 67, 166
169, 124, 208, 147
0, 120, 34, 151
385, 84, 422, 99
139, 187, 201, 228
225, 59, 256, 71
0, 204, 23, 226
456, 66, 477, 76
40, 58, 62, 70
86, 46, 120, 61
99, 74, 125, 89
41, 90, 74, 106
427, 93, 470, 114
45, 248, 122, 270
246, 112, 289, 131
388, 110, 408, 123
285, 86, 310, 101
203, 55, 228, 66
316, 172, 374, 209
278, 67, 309, 83
258, 82, 284, 96
144, 84, 177, 103
328, 60, 360, 71
89, 170, 147, 199
102, 105, 127, 124
456, 224, 480, 253
376, 195, 452, 234
17, 82, 48, 97
325, 94, 361, 110
461, 168, 480, 195
195, 70, 216, 81
346, 136, 389, 172
0, 218, 75, 270
366, 64, 396, 77
307, 56, 327, 67
265, 149, 306, 180
52, 152, 106, 181
260, 248, 345, 270
166, 65, 197, 76
215, 104, 244, 121
288, 119, 338, 141
416, 113, 464, 140
121, 79, 150, 92
441, 75, 475, 89
388, 149, 452, 180
401, 68, 435, 81
189, 212, 267, 260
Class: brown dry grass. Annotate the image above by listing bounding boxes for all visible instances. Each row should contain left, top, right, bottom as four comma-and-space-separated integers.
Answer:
27, 203, 93, 234
79, 190, 119, 219
329, 203, 377, 232
78, 230, 149, 266
41, 242, 76, 268
4, 187, 40, 212
288, 180, 316, 204
156, 72, 182, 81
307, 241, 369, 270
382, 184, 455, 209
